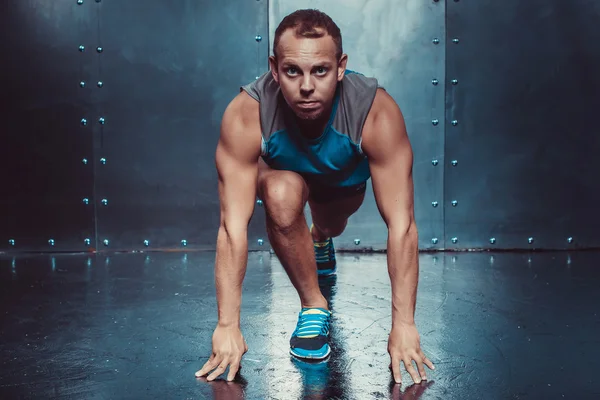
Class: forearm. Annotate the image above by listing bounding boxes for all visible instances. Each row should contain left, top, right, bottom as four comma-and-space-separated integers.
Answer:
387, 223, 419, 327
214, 225, 248, 328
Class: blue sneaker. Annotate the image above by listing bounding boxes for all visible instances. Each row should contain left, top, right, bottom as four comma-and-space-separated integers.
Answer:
311, 225, 337, 276
289, 308, 332, 360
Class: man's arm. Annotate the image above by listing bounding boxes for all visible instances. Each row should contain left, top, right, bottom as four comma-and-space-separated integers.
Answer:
361, 88, 434, 384
362, 89, 418, 326
214, 92, 262, 327
196, 92, 261, 382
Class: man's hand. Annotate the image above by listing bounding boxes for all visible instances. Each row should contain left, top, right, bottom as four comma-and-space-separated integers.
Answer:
195, 324, 248, 382
388, 323, 435, 385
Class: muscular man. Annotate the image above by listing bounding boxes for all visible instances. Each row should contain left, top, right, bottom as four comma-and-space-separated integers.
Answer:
196, 9, 435, 385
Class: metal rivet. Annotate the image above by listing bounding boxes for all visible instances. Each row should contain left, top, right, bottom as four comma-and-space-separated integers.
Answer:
432, 38, 440, 45
9, 239, 15, 246
528, 237, 534, 244
432, 119, 439, 126
567, 255, 571, 265
452, 38, 459, 44
490, 238, 496, 244
48, 239, 55, 246
101, 199, 108, 206
432, 79, 439, 85
100, 158, 106, 164
256, 199, 263, 206
452, 120, 458, 126
490, 255, 495, 264
452, 237, 458, 244
432, 159, 438, 166
103, 239, 109, 246
97, 81, 104, 88
144, 240, 149, 247
81, 118, 88, 126
181, 239, 187, 246
431, 201, 438, 208
84, 238, 91, 246
99, 117, 105, 125
452, 256, 457, 263
452, 160, 458, 166
452, 79, 458, 85
255, 35, 262, 42
77, 0, 83, 4
451, 200, 458, 207
80, 81, 85, 88
83, 198, 89, 205
567, 237, 573, 244
431, 238, 438, 244
82, 158, 88, 165
354, 239, 361, 245
79, 45, 85, 52
96, 46, 103, 53
258, 239, 264, 245
527, 257, 532, 263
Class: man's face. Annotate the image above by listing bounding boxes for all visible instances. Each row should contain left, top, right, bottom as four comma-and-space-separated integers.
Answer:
270, 28, 347, 121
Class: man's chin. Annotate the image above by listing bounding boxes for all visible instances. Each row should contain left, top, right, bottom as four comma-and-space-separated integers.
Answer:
295, 109, 323, 121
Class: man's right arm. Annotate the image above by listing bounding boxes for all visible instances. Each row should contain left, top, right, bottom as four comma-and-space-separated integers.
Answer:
214, 92, 262, 328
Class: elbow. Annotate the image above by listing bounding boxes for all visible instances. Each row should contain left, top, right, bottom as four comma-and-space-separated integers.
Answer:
389, 217, 418, 239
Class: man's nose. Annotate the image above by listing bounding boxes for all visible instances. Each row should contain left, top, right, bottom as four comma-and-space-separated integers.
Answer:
300, 76, 315, 93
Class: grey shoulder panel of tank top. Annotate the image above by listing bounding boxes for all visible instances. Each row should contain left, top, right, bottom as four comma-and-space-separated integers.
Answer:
333, 72, 381, 145
239, 71, 282, 140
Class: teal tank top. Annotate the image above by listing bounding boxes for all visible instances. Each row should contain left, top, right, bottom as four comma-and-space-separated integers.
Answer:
240, 70, 382, 188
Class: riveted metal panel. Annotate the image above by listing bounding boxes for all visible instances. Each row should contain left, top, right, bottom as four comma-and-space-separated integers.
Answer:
0, 0, 97, 252
93, 0, 269, 251
268, 1, 446, 251
445, 0, 600, 250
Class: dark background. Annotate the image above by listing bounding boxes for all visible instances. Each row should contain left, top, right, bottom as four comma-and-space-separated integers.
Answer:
1, 0, 598, 252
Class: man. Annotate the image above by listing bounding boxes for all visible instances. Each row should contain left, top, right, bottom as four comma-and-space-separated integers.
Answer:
196, 9, 435, 386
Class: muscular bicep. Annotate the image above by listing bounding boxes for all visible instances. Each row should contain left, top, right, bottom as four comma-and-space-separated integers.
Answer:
215, 93, 262, 236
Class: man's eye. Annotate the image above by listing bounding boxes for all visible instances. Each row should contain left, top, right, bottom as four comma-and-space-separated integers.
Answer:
287, 68, 298, 75
316, 67, 327, 75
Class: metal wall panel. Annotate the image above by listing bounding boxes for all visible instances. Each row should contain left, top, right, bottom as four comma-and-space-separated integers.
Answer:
445, 0, 600, 250
0, 0, 97, 252
93, 0, 269, 251
268, 1, 446, 251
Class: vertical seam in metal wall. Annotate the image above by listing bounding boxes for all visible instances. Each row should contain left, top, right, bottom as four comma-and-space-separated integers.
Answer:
266, 0, 270, 68
443, 0, 448, 249
92, 3, 101, 251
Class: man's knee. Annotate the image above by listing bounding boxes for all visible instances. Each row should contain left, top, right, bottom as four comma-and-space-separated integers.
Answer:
259, 172, 307, 228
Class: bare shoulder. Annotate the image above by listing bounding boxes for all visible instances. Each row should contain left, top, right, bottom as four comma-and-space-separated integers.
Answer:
364, 88, 404, 129
219, 91, 262, 159
222, 91, 261, 133
361, 88, 408, 157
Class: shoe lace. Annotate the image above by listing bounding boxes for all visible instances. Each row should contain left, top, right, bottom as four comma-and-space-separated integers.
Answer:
294, 310, 331, 338
314, 239, 334, 262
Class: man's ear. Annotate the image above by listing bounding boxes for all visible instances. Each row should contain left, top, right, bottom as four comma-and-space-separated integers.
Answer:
337, 54, 348, 81
269, 56, 279, 83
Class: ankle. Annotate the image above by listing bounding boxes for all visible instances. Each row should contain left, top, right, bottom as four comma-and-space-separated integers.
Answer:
311, 224, 329, 242
301, 296, 329, 311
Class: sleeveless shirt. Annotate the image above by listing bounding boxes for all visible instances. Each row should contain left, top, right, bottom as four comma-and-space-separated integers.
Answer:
240, 70, 382, 188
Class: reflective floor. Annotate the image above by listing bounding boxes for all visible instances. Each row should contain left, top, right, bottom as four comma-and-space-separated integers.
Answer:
0, 251, 598, 399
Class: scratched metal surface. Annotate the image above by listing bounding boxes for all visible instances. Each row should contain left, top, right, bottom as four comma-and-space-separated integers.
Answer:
269, 0, 446, 251
1, 251, 597, 399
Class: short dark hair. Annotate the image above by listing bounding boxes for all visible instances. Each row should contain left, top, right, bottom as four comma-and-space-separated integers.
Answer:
273, 9, 343, 61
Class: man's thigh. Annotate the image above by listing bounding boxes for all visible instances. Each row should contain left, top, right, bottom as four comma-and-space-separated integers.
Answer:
308, 182, 367, 229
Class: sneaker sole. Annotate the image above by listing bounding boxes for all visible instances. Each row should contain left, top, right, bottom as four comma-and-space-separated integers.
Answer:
290, 345, 331, 360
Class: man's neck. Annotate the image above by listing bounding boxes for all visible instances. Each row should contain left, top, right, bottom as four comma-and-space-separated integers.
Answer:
294, 104, 332, 140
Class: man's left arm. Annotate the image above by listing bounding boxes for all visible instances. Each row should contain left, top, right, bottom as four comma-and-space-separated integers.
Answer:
361, 89, 435, 385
